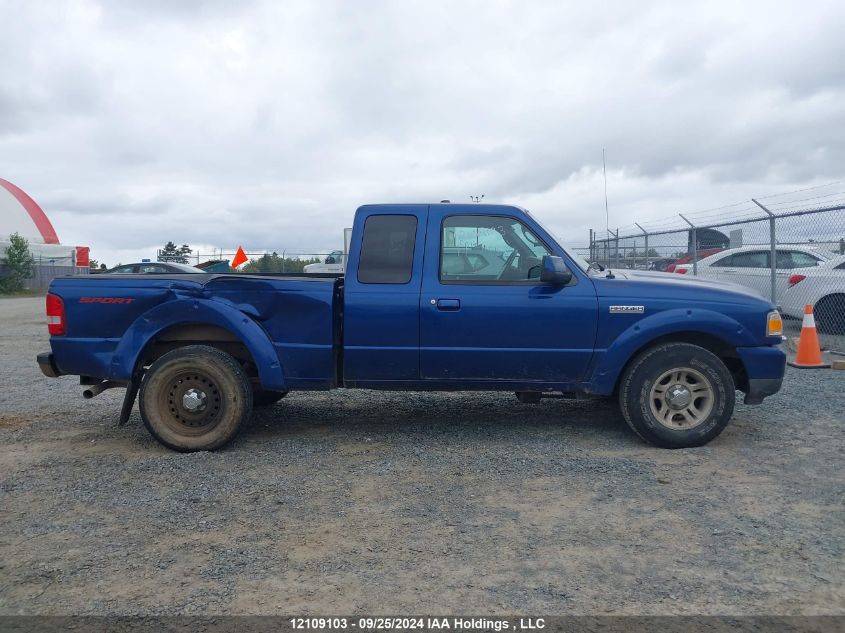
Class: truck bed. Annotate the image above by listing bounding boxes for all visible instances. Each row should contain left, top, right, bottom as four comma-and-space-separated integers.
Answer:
48, 273, 342, 389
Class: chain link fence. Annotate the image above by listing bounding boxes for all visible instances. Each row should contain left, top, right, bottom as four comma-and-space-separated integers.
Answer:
158, 250, 346, 273
575, 182, 845, 351
0, 253, 89, 291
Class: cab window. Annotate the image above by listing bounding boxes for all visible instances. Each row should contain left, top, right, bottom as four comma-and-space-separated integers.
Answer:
440, 215, 551, 282
357, 215, 417, 284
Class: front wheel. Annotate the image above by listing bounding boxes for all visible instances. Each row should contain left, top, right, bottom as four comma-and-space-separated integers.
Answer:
139, 345, 253, 452
618, 342, 735, 448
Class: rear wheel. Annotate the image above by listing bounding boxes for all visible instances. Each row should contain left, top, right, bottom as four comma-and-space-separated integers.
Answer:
815, 294, 845, 335
618, 342, 735, 448
253, 390, 288, 407
139, 345, 253, 452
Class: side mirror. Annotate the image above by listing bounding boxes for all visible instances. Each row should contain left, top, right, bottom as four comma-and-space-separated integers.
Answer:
540, 255, 573, 285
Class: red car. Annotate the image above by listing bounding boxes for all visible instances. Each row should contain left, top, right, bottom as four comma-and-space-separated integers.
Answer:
667, 248, 724, 273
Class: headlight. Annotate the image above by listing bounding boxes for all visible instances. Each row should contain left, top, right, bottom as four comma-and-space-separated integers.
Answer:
766, 310, 783, 337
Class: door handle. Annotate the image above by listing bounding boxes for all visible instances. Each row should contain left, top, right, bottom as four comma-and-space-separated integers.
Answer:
436, 298, 461, 311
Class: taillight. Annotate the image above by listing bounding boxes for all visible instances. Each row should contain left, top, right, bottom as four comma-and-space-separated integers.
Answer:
676, 268, 688, 274
788, 274, 806, 288
666, 264, 676, 272
46, 293, 66, 336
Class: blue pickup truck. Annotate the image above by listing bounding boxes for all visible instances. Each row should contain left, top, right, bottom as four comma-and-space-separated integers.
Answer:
38, 203, 786, 451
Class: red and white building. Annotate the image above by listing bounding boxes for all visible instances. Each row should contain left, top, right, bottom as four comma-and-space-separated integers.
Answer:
0, 177, 90, 286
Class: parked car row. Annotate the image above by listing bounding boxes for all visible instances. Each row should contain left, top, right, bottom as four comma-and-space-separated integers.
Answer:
781, 255, 845, 333
104, 262, 205, 274
666, 246, 843, 334
646, 248, 725, 272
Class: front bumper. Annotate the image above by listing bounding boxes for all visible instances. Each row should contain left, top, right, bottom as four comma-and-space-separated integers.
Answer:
744, 377, 783, 405
735, 345, 786, 405
37, 352, 62, 378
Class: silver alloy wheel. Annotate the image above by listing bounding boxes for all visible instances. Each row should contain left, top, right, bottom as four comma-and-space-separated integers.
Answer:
648, 367, 714, 430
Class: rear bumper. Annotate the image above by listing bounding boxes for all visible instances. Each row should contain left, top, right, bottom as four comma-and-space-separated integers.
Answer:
736, 345, 786, 405
37, 352, 62, 378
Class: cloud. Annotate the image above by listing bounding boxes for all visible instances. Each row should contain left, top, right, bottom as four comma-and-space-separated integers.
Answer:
0, 0, 843, 266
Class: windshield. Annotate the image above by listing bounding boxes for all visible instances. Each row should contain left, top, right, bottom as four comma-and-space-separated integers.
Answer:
523, 208, 589, 273
561, 246, 590, 272
170, 263, 205, 273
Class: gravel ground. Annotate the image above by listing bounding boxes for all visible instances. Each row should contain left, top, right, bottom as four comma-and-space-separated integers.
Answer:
0, 296, 843, 615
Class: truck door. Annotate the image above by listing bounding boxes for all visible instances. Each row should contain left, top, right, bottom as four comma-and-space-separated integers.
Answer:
342, 205, 427, 384
419, 206, 598, 384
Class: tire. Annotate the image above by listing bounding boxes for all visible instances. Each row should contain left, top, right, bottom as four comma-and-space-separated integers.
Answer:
618, 342, 735, 448
815, 294, 845, 335
139, 345, 253, 452
253, 390, 288, 407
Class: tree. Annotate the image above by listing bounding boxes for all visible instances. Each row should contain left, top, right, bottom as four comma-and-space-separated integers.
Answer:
242, 253, 319, 274
0, 233, 35, 293
158, 241, 192, 264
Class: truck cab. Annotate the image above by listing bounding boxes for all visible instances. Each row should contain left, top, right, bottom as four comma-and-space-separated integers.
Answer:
342, 204, 598, 389
38, 203, 787, 452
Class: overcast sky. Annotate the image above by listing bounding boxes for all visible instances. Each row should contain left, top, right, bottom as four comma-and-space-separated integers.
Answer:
1, 0, 843, 265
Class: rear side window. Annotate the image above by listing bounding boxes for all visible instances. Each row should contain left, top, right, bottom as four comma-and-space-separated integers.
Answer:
711, 255, 733, 267
786, 251, 821, 268
357, 215, 417, 284
730, 251, 769, 268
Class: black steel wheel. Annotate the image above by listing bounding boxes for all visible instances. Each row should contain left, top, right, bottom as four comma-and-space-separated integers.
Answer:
139, 345, 252, 452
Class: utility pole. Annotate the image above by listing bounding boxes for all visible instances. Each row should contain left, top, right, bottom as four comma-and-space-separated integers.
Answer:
603, 149, 610, 240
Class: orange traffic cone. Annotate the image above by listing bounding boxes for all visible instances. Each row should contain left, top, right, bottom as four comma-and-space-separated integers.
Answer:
788, 304, 830, 368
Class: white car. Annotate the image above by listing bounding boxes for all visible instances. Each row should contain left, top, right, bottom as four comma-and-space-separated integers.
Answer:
780, 254, 845, 334
673, 245, 831, 302
303, 250, 346, 274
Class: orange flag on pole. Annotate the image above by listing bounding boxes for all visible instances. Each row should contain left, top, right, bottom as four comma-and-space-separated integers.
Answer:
231, 246, 248, 269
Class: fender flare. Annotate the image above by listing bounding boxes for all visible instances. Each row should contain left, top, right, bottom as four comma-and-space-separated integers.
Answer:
588, 307, 755, 395
108, 298, 285, 390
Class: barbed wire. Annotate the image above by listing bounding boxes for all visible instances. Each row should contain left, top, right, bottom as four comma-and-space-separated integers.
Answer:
593, 180, 845, 242
754, 178, 845, 200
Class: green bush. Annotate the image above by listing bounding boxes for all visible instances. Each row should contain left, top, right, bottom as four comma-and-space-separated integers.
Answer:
0, 233, 35, 293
